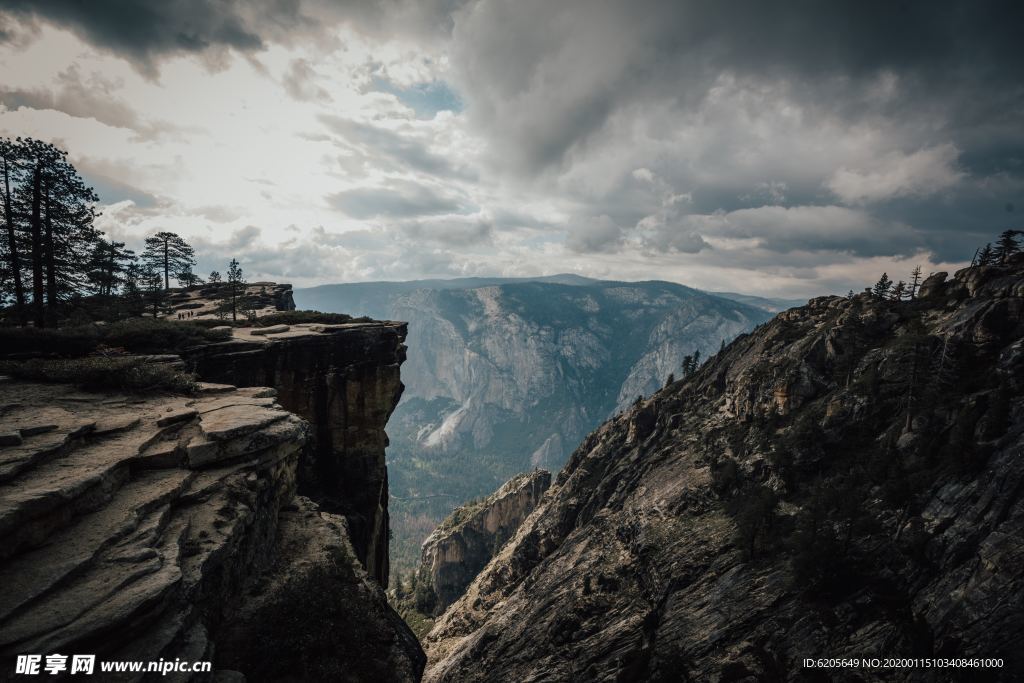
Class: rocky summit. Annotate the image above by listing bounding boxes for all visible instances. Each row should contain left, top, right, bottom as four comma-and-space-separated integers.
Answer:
424, 257, 1024, 682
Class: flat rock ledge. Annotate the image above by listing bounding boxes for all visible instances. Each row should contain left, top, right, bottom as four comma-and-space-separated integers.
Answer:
0, 380, 307, 678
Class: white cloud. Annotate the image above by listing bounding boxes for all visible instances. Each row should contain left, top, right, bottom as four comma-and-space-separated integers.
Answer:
827, 143, 965, 204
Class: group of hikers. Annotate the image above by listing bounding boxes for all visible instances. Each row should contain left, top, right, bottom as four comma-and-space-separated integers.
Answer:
175, 311, 197, 320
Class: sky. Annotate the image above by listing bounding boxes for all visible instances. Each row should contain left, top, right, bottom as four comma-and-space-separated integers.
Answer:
0, 0, 1021, 298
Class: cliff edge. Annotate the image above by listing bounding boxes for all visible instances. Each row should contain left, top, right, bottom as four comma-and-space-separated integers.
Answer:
0, 307, 422, 680
183, 320, 407, 586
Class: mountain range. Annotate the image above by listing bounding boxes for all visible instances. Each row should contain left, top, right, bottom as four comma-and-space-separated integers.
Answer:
295, 276, 780, 574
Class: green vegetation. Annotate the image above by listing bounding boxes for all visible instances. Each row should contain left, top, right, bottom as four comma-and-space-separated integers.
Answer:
389, 566, 439, 640
0, 356, 198, 394
0, 318, 230, 357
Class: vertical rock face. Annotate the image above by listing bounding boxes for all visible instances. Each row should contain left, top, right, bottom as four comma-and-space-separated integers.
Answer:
425, 258, 1024, 682
184, 321, 407, 585
419, 470, 551, 612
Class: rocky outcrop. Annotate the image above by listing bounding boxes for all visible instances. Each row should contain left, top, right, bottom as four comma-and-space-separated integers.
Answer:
167, 282, 295, 319
183, 321, 407, 586
0, 372, 423, 681
419, 470, 551, 612
425, 258, 1024, 682
0, 308, 422, 681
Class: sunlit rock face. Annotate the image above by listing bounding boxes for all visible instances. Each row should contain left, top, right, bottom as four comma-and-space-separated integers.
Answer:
425, 257, 1024, 682
419, 469, 551, 612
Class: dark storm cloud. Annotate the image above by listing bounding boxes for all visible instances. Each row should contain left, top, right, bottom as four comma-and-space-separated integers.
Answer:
0, 0, 298, 74
440, 0, 1024, 270
399, 215, 493, 245
0, 0, 473, 75
452, 0, 1024, 174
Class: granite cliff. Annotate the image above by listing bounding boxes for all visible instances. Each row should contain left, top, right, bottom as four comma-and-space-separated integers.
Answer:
167, 282, 296, 320
425, 257, 1024, 682
418, 469, 551, 613
0, 315, 423, 680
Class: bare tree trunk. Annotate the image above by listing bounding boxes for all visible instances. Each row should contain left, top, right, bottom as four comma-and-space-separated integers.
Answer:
29, 164, 44, 327
163, 239, 169, 290
2, 155, 26, 324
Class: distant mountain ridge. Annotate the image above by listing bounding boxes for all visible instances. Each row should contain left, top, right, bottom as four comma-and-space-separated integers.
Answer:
295, 275, 774, 575
297, 274, 799, 319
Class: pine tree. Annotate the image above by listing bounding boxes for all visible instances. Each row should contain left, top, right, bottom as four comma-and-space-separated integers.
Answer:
891, 280, 906, 301
908, 266, 922, 299
0, 138, 27, 324
87, 239, 134, 296
977, 243, 996, 266
994, 230, 1021, 264
872, 273, 892, 299
176, 266, 202, 288
142, 265, 166, 318
665, 372, 675, 387
208, 270, 222, 285
223, 258, 247, 322
14, 138, 101, 325
142, 231, 195, 290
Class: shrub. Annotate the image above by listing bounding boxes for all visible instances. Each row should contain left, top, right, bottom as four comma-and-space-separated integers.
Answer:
729, 485, 778, 560
0, 319, 230, 358
101, 318, 231, 351
412, 568, 438, 615
0, 357, 198, 394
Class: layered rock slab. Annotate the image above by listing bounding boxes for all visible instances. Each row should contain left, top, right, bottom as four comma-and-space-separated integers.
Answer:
0, 379, 423, 681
